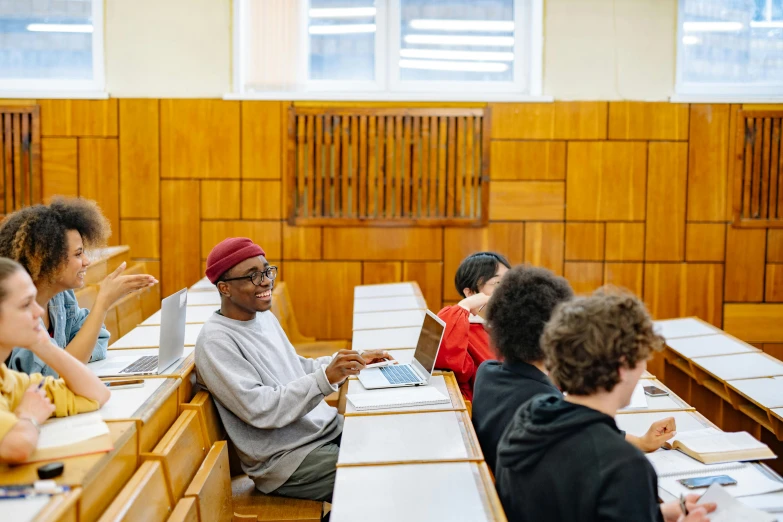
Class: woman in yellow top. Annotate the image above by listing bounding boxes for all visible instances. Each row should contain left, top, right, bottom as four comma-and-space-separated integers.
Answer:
0, 257, 110, 463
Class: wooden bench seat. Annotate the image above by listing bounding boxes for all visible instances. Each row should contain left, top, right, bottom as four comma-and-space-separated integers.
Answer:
231, 475, 323, 522
97, 461, 173, 522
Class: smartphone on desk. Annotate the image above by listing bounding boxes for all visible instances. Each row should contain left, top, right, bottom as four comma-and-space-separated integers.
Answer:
104, 379, 145, 390
644, 385, 669, 397
678, 475, 737, 489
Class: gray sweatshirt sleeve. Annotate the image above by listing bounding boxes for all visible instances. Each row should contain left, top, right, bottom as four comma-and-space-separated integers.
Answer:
298, 354, 334, 374
198, 338, 336, 429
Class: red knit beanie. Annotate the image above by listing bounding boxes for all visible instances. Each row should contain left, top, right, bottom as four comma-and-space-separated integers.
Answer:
205, 237, 266, 283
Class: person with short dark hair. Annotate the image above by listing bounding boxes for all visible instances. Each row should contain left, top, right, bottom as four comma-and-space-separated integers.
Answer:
494, 290, 714, 522
436, 252, 510, 400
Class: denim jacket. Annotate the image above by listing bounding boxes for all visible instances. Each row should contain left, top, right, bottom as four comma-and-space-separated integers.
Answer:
6, 289, 110, 377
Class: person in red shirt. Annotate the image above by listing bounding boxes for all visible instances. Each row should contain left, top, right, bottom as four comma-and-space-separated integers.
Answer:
436, 252, 510, 400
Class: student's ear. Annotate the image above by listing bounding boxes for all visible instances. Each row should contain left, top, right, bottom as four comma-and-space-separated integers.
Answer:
463, 288, 474, 297
216, 281, 231, 298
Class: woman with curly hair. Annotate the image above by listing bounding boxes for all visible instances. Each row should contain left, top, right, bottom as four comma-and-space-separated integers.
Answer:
435, 252, 510, 400
0, 197, 157, 376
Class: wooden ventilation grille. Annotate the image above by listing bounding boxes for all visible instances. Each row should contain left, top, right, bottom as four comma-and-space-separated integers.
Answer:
287, 107, 489, 226
731, 109, 783, 227
0, 106, 41, 215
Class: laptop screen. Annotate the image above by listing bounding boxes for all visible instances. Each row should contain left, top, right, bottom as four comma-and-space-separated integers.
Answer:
413, 312, 445, 374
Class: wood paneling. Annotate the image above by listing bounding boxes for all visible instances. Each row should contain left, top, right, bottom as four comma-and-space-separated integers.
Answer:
489, 181, 565, 221
524, 222, 564, 276
201, 181, 240, 220
120, 220, 161, 259
160, 100, 240, 179
282, 223, 322, 260
605, 222, 645, 261
41, 137, 78, 202
362, 262, 402, 285
119, 99, 159, 219
490, 141, 565, 180
564, 262, 604, 295
766, 264, 783, 302
284, 261, 362, 339
608, 102, 689, 140
323, 228, 443, 261
763, 343, 783, 360
725, 227, 766, 302
769, 229, 783, 263
403, 261, 443, 311
566, 142, 647, 221
724, 304, 783, 342
201, 221, 282, 260
645, 142, 687, 261
686, 224, 726, 262
161, 180, 201, 296
565, 222, 605, 261
242, 101, 283, 179
241, 180, 282, 220
687, 104, 730, 222
490, 102, 607, 140
604, 262, 644, 296
38, 99, 118, 137
644, 263, 723, 326
78, 138, 119, 245
443, 223, 525, 301
553, 102, 608, 140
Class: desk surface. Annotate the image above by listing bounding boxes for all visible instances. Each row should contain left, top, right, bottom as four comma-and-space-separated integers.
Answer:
654, 318, 720, 340
773, 408, 783, 423
344, 374, 465, 415
353, 295, 427, 313
98, 377, 179, 421
109, 324, 203, 349
615, 410, 712, 438
330, 462, 503, 522
189, 277, 214, 291
728, 377, 783, 409
666, 333, 758, 359
90, 347, 195, 379
142, 306, 216, 325
186, 291, 221, 306
618, 379, 691, 412
7, 495, 51, 522
352, 327, 421, 351
691, 352, 783, 381
353, 309, 426, 331
354, 283, 422, 299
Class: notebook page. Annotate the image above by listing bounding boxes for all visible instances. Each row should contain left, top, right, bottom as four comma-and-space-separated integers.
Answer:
37, 412, 110, 450
739, 493, 783, 514
673, 430, 767, 453
659, 466, 783, 499
346, 387, 448, 411
646, 450, 747, 477
697, 483, 777, 522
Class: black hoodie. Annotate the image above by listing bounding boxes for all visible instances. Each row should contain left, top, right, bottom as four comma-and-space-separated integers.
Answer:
495, 394, 663, 522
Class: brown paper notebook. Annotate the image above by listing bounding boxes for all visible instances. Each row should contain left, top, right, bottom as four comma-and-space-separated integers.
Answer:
663, 428, 776, 465
22, 413, 115, 464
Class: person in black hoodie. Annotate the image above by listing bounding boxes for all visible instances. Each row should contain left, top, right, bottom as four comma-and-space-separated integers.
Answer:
473, 265, 676, 473
494, 290, 715, 522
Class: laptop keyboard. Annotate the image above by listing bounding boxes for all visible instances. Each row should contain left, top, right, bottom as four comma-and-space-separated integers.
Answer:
120, 355, 159, 374
380, 365, 420, 385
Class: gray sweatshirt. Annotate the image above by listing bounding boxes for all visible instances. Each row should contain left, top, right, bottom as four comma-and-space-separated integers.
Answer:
194, 310, 342, 493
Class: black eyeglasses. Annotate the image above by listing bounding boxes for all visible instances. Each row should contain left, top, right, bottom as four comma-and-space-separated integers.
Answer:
220, 266, 278, 286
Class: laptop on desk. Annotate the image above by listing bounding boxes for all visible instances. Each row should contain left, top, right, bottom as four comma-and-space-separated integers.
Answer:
89, 288, 188, 377
357, 310, 446, 390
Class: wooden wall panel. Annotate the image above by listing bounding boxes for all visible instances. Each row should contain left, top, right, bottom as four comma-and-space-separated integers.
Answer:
443, 223, 525, 301
725, 228, 766, 302
241, 102, 283, 179
161, 180, 201, 296
604, 222, 645, 261
687, 104, 729, 222
566, 142, 647, 221
201, 181, 240, 220
524, 222, 564, 276
490, 141, 565, 180
686, 224, 726, 262
489, 181, 565, 221
323, 228, 443, 261
565, 222, 605, 261
200, 221, 282, 261
645, 142, 687, 261
362, 262, 402, 285
766, 264, 783, 302
119, 99, 159, 219
643, 263, 682, 321
241, 180, 282, 220
564, 262, 604, 295
763, 343, 783, 360
282, 224, 322, 260
78, 139, 119, 245
604, 262, 644, 296
768, 229, 783, 263
490, 102, 607, 140
39, 99, 118, 137
120, 220, 161, 259
608, 102, 689, 140
41, 138, 78, 203
644, 263, 723, 326
552, 102, 608, 140
724, 304, 783, 342
284, 261, 362, 339
160, 100, 240, 179
403, 261, 443, 311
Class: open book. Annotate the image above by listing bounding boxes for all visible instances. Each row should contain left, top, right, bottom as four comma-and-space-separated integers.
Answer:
662, 428, 776, 464
24, 412, 114, 464
346, 387, 449, 411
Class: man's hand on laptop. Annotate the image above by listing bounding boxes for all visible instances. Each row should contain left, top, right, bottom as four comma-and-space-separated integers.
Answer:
360, 350, 391, 365
325, 350, 367, 385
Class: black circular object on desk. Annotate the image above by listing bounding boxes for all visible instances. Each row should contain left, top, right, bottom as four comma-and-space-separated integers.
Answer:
37, 462, 64, 479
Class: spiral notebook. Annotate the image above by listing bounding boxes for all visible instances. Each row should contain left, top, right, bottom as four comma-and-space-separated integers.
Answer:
346, 387, 449, 411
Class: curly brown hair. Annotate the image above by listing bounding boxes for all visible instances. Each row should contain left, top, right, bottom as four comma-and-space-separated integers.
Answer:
0, 197, 111, 285
541, 287, 664, 396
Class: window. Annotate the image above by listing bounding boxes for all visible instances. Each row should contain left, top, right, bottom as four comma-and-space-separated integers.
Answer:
676, 0, 783, 97
0, 0, 104, 93
235, 0, 542, 97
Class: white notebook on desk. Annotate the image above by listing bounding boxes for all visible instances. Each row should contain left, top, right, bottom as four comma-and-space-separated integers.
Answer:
697, 483, 777, 522
347, 387, 449, 411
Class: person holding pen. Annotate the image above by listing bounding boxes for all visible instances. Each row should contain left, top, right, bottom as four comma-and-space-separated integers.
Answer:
0, 258, 110, 464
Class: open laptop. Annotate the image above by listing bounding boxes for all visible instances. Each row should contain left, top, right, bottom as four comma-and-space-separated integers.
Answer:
89, 288, 188, 377
357, 310, 446, 390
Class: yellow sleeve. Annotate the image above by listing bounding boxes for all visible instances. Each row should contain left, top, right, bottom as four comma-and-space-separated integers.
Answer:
42, 376, 99, 417
0, 364, 31, 442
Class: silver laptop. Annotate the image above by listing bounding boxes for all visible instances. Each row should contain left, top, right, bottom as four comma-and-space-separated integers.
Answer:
357, 310, 446, 390
89, 288, 188, 377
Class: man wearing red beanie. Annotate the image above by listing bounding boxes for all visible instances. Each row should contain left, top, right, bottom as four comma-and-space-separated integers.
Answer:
195, 237, 386, 505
